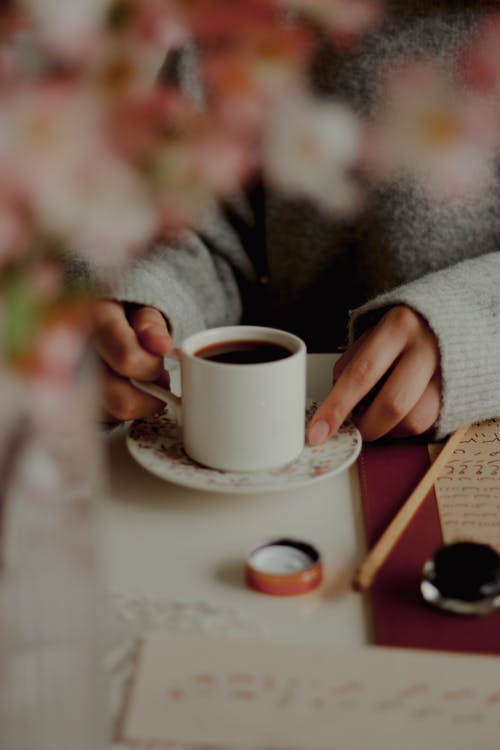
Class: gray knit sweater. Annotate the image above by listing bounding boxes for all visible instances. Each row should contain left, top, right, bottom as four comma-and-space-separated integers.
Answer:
111, 2, 500, 439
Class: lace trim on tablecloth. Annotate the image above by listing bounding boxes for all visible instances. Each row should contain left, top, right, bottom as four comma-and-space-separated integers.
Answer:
104, 590, 265, 750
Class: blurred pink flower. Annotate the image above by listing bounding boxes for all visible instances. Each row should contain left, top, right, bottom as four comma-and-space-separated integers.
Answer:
184, 0, 279, 44
0, 82, 157, 267
365, 58, 500, 202
195, 130, 256, 195
0, 199, 29, 264
109, 87, 255, 229
263, 92, 364, 214
31, 322, 86, 383
92, 38, 167, 98
284, 0, 382, 49
457, 12, 500, 93
124, 0, 187, 50
199, 8, 313, 143
27, 260, 63, 300
94, 0, 187, 99
0, 41, 19, 85
204, 32, 311, 124
108, 87, 197, 163
150, 135, 250, 232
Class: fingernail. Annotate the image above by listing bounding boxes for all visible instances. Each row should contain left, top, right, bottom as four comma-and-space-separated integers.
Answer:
146, 326, 168, 338
308, 419, 330, 446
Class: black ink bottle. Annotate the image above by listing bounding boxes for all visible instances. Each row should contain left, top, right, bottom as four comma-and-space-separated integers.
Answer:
421, 541, 500, 615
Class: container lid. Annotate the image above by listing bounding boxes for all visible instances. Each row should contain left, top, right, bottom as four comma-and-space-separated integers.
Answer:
245, 537, 322, 596
421, 541, 500, 615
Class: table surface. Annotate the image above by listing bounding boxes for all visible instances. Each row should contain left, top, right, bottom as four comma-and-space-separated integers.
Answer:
102, 354, 372, 647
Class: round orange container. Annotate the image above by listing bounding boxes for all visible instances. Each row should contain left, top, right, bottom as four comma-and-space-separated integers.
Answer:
245, 537, 323, 596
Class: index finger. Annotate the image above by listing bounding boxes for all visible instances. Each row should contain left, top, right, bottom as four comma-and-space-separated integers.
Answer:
307, 317, 408, 444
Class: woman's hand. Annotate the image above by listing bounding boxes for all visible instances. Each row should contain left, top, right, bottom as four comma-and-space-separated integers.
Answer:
308, 306, 442, 443
92, 300, 173, 422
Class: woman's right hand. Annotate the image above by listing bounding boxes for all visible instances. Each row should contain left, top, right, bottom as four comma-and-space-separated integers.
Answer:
92, 300, 173, 422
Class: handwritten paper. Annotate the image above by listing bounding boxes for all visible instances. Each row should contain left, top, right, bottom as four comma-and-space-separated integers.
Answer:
434, 419, 500, 552
122, 631, 500, 750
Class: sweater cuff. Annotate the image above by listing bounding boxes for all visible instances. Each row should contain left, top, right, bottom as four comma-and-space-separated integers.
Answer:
349, 267, 500, 439
109, 264, 206, 347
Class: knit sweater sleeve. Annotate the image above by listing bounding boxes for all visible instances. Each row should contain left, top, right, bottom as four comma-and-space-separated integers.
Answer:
349, 251, 500, 439
109, 204, 257, 346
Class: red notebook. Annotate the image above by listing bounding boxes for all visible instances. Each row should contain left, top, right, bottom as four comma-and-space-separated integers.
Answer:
358, 440, 500, 655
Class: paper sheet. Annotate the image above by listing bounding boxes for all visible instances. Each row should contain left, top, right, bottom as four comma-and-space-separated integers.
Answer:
434, 419, 500, 552
122, 631, 500, 750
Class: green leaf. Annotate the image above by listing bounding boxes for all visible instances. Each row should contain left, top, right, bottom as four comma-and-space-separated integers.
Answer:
2, 276, 41, 362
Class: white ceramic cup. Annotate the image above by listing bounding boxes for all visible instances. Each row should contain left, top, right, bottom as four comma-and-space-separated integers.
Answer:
132, 325, 306, 472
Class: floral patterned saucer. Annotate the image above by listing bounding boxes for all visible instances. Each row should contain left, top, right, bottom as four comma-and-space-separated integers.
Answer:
126, 400, 362, 494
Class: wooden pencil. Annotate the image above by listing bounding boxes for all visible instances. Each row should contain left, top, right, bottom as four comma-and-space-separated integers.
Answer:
353, 424, 470, 591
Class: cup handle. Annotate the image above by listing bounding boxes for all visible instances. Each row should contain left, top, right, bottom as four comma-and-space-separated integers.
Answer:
130, 378, 183, 425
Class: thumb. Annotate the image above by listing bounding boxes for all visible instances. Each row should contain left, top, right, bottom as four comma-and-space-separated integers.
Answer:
129, 306, 173, 356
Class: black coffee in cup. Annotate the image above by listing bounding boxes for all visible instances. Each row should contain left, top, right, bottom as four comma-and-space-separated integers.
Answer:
194, 339, 293, 364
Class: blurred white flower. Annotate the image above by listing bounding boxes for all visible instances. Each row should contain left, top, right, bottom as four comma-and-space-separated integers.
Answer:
195, 131, 255, 195
366, 58, 500, 202
263, 92, 364, 214
283, 0, 382, 46
0, 84, 102, 201
0, 83, 157, 267
67, 154, 157, 269
22, 0, 106, 60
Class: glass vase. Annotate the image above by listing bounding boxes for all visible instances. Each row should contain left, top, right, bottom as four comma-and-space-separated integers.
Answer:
0, 365, 107, 750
